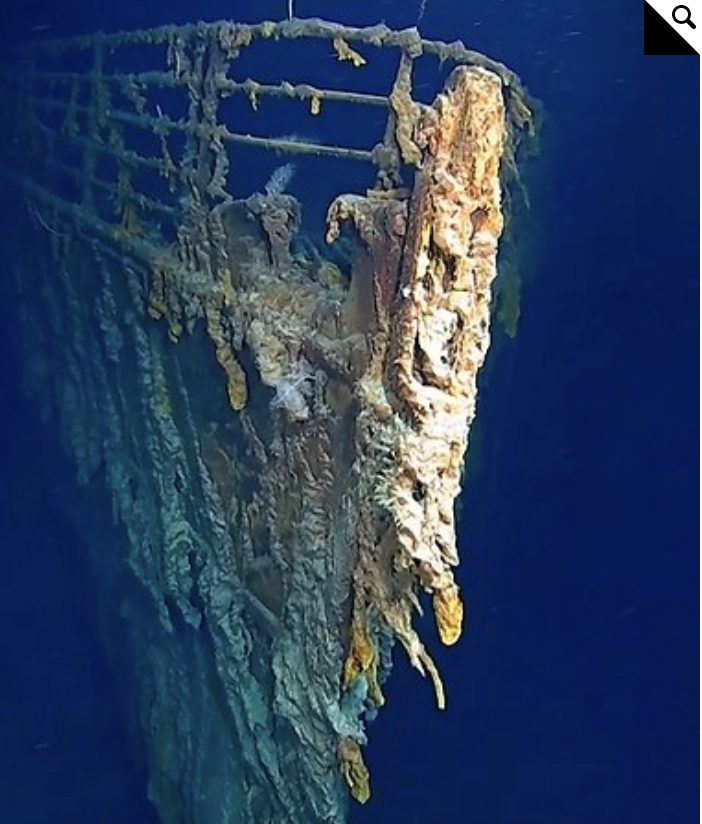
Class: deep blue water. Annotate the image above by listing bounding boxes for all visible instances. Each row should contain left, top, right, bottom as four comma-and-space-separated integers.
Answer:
0, 2, 698, 823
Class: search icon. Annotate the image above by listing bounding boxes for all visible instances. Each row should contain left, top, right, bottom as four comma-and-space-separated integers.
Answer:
672, 5, 696, 28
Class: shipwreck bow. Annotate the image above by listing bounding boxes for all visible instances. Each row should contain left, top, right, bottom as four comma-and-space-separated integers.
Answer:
1, 18, 533, 824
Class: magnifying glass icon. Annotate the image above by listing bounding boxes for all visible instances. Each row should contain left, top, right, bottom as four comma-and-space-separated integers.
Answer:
672, 5, 696, 28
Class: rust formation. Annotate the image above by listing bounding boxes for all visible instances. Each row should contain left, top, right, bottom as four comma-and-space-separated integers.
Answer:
1, 18, 534, 824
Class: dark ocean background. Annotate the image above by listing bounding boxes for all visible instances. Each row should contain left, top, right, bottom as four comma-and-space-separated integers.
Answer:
0, 1, 698, 823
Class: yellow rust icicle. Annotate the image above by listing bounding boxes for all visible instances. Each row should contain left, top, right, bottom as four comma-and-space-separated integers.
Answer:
205, 304, 248, 412
343, 613, 386, 707
339, 737, 371, 804
433, 583, 464, 646
333, 37, 366, 68
343, 620, 373, 686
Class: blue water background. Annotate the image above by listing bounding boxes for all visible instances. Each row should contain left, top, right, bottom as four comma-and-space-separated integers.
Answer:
0, 1, 698, 822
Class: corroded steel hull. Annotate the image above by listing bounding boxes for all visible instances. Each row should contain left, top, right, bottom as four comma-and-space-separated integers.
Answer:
1, 19, 533, 824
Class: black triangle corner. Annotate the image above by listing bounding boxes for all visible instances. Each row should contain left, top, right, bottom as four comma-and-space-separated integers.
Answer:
645, 1, 699, 55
